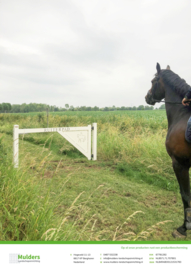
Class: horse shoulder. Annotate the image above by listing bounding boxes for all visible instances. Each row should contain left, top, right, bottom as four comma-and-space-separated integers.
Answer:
166, 124, 191, 159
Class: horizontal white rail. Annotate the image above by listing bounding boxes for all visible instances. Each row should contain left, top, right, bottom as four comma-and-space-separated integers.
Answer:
18, 126, 90, 134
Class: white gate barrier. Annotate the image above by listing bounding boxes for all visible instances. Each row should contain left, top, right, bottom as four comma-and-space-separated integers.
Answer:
13, 123, 97, 168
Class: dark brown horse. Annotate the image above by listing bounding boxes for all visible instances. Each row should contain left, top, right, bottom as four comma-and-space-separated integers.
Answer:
145, 63, 191, 238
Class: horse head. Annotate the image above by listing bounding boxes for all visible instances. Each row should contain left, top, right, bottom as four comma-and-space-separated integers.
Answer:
145, 63, 167, 105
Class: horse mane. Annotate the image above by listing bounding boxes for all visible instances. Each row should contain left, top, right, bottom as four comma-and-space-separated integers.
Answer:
159, 69, 191, 97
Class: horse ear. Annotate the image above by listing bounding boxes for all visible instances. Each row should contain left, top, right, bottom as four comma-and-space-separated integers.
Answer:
156, 63, 161, 74
166, 65, 170, 70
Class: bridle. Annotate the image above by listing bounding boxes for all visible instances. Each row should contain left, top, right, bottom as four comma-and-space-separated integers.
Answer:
152, 99, 185, 104
150, 75, 189, 105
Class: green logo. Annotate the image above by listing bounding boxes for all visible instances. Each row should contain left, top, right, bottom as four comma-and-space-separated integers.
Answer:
18, 255, 40, 260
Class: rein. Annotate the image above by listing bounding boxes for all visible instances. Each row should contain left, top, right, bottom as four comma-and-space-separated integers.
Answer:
153, 99, 190, 105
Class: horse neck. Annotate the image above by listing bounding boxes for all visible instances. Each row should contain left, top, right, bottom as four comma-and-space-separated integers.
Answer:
164, 85, 191, 129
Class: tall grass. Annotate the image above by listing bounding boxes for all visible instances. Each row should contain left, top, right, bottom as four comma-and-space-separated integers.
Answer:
0, 138, 173, 242
0, 111, 176, 191
0, 135, 98, 240
0, 109, 184, 240
0, 135, 54, 240
1, 135, 171, 241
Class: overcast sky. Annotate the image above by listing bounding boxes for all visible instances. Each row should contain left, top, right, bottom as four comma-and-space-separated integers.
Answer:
1, 0, 191, 108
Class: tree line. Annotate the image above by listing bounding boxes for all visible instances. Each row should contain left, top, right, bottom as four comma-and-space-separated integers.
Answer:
0, 103, 166, 113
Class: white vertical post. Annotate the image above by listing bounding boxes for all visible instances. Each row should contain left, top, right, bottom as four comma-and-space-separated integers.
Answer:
92, 123, 97, 160
88, 125, 91, 160
13, 125, 19, 168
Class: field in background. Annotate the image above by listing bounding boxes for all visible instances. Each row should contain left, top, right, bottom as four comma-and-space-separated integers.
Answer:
0, 110, 190, 241
11, 109, 166, 118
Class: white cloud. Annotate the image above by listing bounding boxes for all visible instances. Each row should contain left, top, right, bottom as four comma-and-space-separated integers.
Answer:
0, 0, 191, 108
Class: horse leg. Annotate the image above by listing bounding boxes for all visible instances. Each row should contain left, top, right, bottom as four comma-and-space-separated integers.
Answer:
172, 158, 191, 237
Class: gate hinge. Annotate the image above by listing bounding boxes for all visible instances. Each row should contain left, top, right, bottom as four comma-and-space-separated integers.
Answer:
91, 126, 94, 130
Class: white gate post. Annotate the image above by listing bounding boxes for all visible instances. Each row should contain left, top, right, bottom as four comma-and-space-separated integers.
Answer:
13, 125, 19, 168
88, 125, 91, 160
92, 123, 97, 160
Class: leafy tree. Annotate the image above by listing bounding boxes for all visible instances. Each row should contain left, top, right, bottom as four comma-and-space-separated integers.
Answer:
65, 104, 69, 110
104, 107, 109, 111
20, 103, 29, 113
137, 105, 145, 110
28, 103, 36, 112
2, 103, 9, 112
80, 106, 87, 111
11, 104, 20, 113
145, 105, 154, 110
92, 106, 99, 111
1, 102, 11, 112
7, 103, 11, 111
159, 104, 165, 109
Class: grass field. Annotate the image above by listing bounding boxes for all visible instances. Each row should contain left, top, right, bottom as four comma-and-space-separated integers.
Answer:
0, 110, 190, 241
